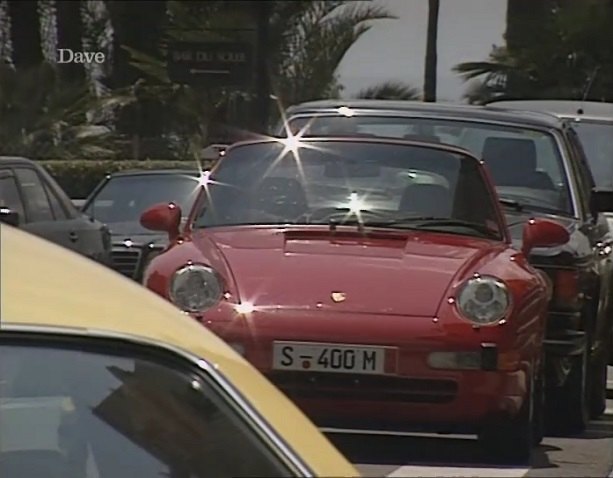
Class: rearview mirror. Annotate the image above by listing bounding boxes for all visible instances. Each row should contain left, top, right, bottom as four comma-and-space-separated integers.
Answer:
140, 203, 182, 242
522, 218, 570, 256
0, 207, 20, 227
590, 188, 613, 214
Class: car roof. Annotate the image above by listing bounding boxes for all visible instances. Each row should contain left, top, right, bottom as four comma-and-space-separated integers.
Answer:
229, 136, 482, 160
108, 169, 201, 178
488, 100, 613, 122
286, 99, 565, 129
0, 225, 357, 477
0, 155, 37, 166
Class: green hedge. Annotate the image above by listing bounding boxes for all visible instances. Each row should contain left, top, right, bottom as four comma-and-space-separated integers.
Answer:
39, 159, 215, 199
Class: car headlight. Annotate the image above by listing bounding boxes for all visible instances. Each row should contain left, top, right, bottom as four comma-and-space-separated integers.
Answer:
169, 264, 223, 313
456, 276, 510, 325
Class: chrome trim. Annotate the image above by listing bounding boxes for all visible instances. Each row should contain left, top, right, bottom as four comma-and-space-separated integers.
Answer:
0, 323, 314, 477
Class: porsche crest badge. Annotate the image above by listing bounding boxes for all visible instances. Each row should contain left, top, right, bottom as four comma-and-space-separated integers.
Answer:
331, 291, 346, 303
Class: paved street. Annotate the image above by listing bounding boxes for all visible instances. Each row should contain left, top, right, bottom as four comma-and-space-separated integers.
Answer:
324, 367, 613, 477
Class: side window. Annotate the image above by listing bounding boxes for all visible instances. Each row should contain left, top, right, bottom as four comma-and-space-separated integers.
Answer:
43, 181, 69, 220
0, 170, 26, 219
0, 342, 293, 478
564, 130, 592, 217
14, 168, 54, 222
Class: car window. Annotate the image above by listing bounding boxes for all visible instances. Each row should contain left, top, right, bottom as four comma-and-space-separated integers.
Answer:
0, 339, 294, 478
0, 170, 26, 219
14, 168, 54, 222
84, 175, 199, 233
43, 180, 69, 220
565, 128, 593, 218
287, 115, 574, 216
571, 120, 613, 189
196, 140, 504, 240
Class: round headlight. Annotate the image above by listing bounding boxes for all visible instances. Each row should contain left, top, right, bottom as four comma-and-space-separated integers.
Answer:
169, 264, 223, 313
456, 276, 510, 325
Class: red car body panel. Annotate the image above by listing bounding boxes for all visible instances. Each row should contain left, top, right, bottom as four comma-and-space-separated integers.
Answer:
145, 225, 550, 429
143, 138, 553, 432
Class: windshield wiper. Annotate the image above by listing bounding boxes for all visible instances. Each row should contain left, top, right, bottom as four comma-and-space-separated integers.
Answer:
499, 198, 523, 212
378, 217, 500, 239
498, 196, 571, 216
327, 214, 499, 239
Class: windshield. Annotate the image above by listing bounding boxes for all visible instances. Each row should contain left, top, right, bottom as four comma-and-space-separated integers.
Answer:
571, 120, 613, 189
285, 115, 574, 216
0, 342, 292, 478
195, 140, 504, 240
84, 174, 200, 234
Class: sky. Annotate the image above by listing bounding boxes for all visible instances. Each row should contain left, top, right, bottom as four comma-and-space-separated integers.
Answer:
336, 0, 508, 102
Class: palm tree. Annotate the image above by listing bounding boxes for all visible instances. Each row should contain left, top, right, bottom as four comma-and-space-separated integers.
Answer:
423, 0, 439, 102
8, 0, 43, 67
56, 0, 85, 82
106, 0, 395, 153
272, 1, 394, 108
0, 62, 133, 159
355, 81, 420, 100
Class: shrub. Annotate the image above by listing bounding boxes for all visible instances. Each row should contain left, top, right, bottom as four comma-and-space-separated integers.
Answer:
39, 159, 214, 199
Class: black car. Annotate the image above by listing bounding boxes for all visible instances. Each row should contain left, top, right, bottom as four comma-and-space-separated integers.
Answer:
279, 99, 613, 433
0, 156, 112, 265
81, 169, 201, 281
487, 100, 613, 367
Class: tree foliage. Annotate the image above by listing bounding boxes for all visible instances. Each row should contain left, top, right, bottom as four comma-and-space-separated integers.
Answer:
355, 81, 420, 100
0, 62, 133, 159
455, 0, 613, 103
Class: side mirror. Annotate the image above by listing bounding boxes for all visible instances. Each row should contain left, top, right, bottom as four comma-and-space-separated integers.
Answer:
590, 188, 613, 214
522, 218, 570, 256
0, 207, 20, 227
140, 202, 182, 242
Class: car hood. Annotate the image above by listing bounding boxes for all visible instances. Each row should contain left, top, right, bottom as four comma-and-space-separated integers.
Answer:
107, 222, 166, 246
195, 227, 498, 317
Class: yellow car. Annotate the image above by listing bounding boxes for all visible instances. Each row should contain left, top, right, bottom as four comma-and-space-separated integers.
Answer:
0, 225, 359, 478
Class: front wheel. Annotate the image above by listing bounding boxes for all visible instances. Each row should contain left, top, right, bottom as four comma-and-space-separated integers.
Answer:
590, 348, 608, 418
546, 347, 589, 434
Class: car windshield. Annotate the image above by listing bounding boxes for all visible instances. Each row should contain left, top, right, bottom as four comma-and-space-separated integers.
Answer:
84, 174, 200, 234
195, 140, 504, 240
0, 341, 292, 478
285, 115, 574, 216
571, 120, 613, 189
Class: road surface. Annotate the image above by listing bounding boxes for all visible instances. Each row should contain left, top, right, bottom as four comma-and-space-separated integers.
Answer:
325, 367, 613, 477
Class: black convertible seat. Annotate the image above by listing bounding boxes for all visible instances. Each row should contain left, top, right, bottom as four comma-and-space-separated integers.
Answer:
482, 137, 555, 189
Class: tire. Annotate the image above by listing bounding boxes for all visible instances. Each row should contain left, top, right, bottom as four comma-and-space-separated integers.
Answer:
546, 346, 589, 434
478, 370, 535, 465
589, 349, 608, 418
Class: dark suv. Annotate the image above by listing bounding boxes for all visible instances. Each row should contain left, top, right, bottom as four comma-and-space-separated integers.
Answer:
278, 100, 613, 433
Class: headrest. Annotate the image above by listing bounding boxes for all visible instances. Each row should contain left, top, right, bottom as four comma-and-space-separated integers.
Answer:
399, 183, 452, 216
482, 137, 537, 171
403, 134, 441, 143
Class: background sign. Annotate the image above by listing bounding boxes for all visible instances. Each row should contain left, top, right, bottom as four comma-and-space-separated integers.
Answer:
167, 41, 254, 86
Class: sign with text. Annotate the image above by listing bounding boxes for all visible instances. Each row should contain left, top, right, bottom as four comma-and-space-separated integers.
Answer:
167, 41, 254, 86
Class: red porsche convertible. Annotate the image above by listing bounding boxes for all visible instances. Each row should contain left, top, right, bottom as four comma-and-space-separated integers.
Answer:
140, 137, 570, 463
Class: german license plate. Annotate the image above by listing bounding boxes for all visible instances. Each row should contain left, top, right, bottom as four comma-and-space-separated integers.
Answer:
272, 341, 397, 375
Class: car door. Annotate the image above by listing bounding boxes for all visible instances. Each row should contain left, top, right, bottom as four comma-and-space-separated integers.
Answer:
566, 127, 613, 342
13, 166, 81, 252
0, 169, 26, 223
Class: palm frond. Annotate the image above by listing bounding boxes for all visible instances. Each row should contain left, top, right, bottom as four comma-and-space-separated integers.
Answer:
355, 81, 420, 100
